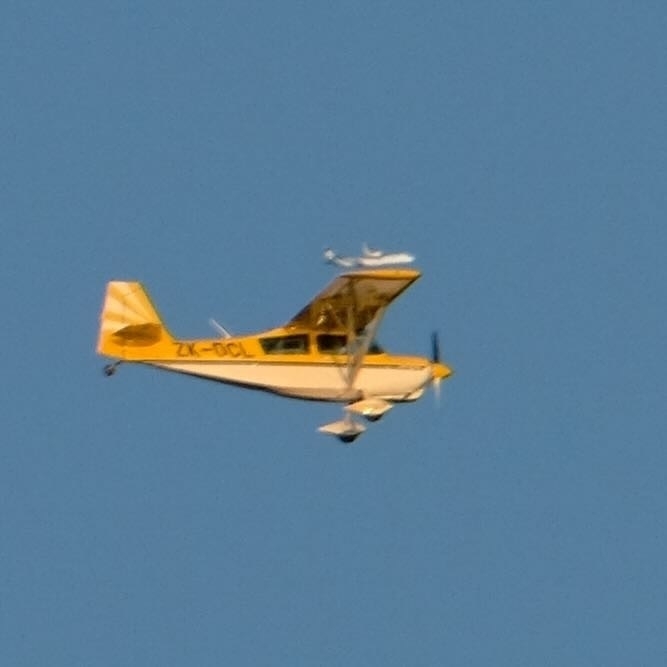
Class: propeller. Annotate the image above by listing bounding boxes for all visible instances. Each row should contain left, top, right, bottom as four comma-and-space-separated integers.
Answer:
431, 331, 440, 363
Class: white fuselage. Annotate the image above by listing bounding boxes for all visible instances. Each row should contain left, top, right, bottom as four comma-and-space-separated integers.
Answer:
149, 359, 430, 402
323, 249, 415, 268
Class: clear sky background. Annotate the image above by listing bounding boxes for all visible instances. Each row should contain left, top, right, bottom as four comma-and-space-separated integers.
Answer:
2, 2, 666, 665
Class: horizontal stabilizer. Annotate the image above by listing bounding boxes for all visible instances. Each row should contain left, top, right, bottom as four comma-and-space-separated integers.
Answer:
318, 419, 366, 444
346, 398, 393, 422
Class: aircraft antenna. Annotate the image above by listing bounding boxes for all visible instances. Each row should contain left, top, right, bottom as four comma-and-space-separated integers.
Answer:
209, 318, 232, 339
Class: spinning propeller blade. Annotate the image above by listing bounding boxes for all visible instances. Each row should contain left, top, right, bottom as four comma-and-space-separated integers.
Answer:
430, 331, 446, 406
431, 330, 440, 363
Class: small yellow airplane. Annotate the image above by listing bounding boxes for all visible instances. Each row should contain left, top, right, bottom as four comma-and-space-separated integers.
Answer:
97, 268, 453, 443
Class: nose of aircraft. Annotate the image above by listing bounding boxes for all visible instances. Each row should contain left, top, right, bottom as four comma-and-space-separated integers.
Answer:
432, 362, 453, 380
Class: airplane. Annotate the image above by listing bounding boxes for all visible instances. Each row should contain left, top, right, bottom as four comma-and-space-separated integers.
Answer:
97, 268, 452, 443
323, 245, 416, 269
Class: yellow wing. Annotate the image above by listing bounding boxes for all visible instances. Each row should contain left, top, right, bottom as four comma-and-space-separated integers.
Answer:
286, 268, 421, 333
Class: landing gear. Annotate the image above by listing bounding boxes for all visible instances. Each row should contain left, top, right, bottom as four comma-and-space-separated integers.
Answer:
345, 397, 393, 423
103, 362, 121, 377
318, 415, 366, 443
364, 414, 383, 423
338, 432, 362, 444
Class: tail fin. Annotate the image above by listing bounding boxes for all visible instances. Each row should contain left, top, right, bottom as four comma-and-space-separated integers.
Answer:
97, 281, 173, 358
323, 248, 355, 268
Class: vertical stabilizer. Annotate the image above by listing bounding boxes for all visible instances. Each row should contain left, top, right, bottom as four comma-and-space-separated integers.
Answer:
97, 281, 173, 358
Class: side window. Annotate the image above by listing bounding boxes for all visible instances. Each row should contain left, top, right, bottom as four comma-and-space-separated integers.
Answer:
317, 334, 347, 354
316, 334, 384, 354
260, 334, 309, 354
367, 340, 384, 354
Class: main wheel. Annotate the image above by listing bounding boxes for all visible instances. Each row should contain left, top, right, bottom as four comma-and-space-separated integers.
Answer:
365, 414, 382, 423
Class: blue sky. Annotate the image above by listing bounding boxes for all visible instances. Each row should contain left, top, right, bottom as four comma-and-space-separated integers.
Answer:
2, 2, 666, 665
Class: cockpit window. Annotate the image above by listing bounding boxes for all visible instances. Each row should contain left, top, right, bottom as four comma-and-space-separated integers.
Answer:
367, 340, 384, 354
260, 334, 309, 354
316, 334, 383, 354
317, 334, 347, 354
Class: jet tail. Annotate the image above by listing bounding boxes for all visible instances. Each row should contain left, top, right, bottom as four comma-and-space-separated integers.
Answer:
97, 281, 174, 359
323, 248, 355, 268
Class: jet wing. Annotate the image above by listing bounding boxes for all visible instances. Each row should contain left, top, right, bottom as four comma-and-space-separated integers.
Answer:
286, 268, 421, 332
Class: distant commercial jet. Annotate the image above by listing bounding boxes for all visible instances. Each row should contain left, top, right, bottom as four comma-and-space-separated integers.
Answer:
324, 244, 415, 268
